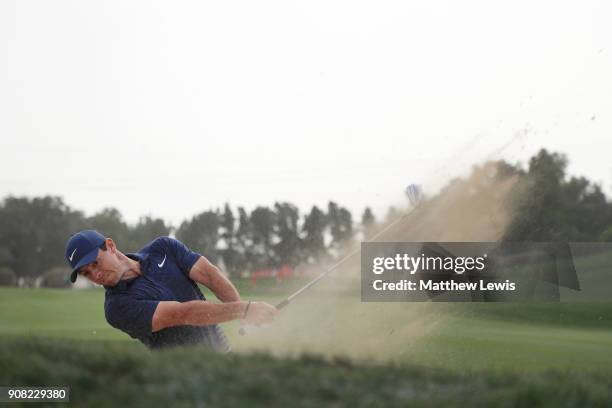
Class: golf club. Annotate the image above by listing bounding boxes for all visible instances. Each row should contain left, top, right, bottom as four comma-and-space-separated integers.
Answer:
239, 185, 423, 335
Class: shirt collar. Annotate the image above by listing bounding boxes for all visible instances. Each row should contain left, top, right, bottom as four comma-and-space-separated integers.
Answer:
104, 252, 150, 291
126, 252, 150, 270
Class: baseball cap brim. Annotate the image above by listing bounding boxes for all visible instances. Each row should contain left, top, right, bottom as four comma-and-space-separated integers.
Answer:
69, 247, 100, 283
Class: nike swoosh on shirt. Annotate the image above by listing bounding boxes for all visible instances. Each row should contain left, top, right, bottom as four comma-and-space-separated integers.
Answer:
69, 248, 77, 262
158, 254, 166, 268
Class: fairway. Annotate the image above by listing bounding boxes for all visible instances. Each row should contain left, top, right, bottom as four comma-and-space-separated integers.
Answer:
2, 286, 612, 374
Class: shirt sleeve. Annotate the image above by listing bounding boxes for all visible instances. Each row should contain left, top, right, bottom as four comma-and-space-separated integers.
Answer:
105, 296, 159, 340
159, 237, 202, 275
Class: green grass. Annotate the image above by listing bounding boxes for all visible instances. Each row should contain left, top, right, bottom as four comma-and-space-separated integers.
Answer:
0, 280, 291, 341
0, 287, 122, 341
1, 337, 611, 407
2, 284, 612, 406
2, 286, 612, 372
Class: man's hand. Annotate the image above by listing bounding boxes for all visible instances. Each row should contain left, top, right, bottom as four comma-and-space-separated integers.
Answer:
243, 301, 279, 326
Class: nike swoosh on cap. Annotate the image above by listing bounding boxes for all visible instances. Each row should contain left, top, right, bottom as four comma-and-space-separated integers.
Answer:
158, 254, 166, 268
69, 248, 77, 262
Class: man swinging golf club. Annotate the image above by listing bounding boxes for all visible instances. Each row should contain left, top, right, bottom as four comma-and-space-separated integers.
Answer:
64, 230, 278, 352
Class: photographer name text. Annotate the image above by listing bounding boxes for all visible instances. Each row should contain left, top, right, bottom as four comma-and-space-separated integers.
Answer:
371, 254, 516, 292
372, 279, 516, 291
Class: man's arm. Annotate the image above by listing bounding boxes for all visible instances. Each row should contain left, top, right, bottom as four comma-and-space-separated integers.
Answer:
152, 300, 277, 332
188, 256, 240, 302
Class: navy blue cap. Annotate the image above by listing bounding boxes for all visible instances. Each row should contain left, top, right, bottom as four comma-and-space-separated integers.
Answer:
65, 230, 106, 283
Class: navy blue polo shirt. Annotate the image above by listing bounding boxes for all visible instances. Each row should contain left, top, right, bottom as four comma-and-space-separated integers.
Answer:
104, 237, 230, 352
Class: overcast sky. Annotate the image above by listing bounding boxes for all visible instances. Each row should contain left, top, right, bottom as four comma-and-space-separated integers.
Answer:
1, 0, 610, 225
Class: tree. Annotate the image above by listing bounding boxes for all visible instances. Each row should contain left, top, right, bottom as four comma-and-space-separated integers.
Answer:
361, 207, 376, 239
86, 208, 130, 249
0, 196, 85, 282
327, 201, 353, 253
41, 266, 71, 288
234, 207, 252, 274
302, 206, 327, 263
176, 210, 221, 263
503, 150, 569, 241
0, 266, 16, 286
503, 149, 612, 241
274, 202, 301, 265
564, 179, 612, 240
250, 206, 277, 268
220, 204, 240, 277
128, 216, 172, 252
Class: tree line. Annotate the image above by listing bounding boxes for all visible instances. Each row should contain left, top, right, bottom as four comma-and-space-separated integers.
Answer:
500, 150, 612, 241
1, 149, 611, 287
0, 196, 373, 285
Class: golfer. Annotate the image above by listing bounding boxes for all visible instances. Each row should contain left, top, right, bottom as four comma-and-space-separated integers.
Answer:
64, 229, 278, 352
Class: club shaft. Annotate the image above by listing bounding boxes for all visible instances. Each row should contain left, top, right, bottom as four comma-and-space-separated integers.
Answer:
275, 209, 412, 309
240, 208, 415, 335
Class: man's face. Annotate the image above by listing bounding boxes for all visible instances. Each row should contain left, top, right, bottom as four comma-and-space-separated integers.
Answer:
78, 240, 123, 286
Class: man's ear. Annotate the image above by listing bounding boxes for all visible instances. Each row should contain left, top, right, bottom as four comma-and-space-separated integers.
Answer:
106, 238, 117, 253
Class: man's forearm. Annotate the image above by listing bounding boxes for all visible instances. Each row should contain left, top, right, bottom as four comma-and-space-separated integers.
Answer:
206, 266, 241, 302
152, 299, 277, 332
180, 300, 247, 326
189, 257, 241, 302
